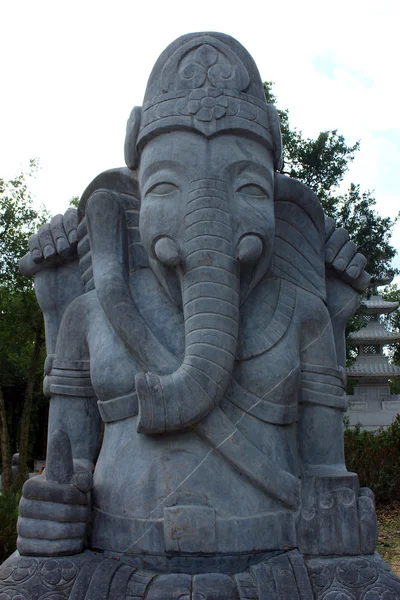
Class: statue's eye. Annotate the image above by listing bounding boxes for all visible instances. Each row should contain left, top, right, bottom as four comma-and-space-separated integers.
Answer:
146, 182, 179, 196
236, 184, 267, 197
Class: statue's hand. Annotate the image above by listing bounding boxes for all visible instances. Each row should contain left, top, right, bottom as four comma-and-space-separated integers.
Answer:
299, 473, 378, 556
17, 431, 92, 557
324, 216, 370, 293
19, 209, 82, 353
324, 217, 371, 333
20, 208, 79, 276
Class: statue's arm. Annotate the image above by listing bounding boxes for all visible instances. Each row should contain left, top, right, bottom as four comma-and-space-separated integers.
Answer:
46, 395, 100, 473
323, 216, 370, 368
297, 292, 378, 556
19, 209, 82, 355
17, 393, 98, 557
298, 292, 347, 474
18, 295, 101, 557
44, 294, 102, 469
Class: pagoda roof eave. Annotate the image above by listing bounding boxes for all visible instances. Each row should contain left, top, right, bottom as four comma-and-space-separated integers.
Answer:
362, 307, 399, 315
347, 373, 400, 380
350, 335, 400, 343
347, 359, 400, 378
362, 297, 399, 313
349, 324, 400, 343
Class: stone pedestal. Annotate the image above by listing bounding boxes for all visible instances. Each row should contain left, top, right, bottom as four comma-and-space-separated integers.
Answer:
1, 550, 400, 599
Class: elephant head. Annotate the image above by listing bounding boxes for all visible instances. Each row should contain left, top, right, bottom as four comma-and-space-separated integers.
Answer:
127, 33, 284, 434
134, 130, 276, 433
81, 33, 325, 435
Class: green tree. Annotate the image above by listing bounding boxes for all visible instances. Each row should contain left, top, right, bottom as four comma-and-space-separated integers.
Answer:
264, 82, 360, 204
264, 82, 399, 368
264, 82, 399, 282
69, 195, 79, 208
0, 162, 48, 492
0, 160, 45, 290
330, 186, 399, 282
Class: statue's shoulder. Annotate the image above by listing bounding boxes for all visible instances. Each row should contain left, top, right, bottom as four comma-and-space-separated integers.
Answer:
272, 174, 327, 305
274, 172, 322, 208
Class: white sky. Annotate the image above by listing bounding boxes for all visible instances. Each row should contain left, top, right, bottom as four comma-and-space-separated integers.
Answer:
1, 0, 400, 269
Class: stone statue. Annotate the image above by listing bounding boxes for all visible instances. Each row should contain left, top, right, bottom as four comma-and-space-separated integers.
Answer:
1, 32, 399, 599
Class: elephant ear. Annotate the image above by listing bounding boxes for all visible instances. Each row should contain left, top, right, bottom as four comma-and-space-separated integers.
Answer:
124, 106, 142, 169
270, 173, 327, 302
77, 167, 147, 293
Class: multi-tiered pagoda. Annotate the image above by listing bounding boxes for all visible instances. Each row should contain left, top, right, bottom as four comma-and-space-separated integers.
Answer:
346, 281, 400, 429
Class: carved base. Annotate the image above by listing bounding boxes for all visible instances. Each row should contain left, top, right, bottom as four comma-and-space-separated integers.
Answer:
0, 549, 399, 599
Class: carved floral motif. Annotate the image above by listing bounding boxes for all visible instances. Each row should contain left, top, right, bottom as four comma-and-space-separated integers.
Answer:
362, 586, 400, 600
336, 559, 378, 588
321, 589, 356, 600
1, 552, 400, 599
320, 590, 356, 600
39, 559, 78, 589
0, 558, 38, 585
308, 563, 334, 594
163, 41, 250, 93
307, 555, 400, 599
177, 88, 238, 122
0, 588, 30, 600
179, 43, 219, 88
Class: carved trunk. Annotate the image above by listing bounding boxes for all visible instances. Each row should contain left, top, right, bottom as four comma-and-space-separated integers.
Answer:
136, 179, 239, 433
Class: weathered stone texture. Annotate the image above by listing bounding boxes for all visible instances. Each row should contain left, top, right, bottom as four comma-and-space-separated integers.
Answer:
1, 31, 398, 598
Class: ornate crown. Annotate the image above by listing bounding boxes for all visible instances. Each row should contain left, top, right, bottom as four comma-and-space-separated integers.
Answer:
125, 33, 282, 170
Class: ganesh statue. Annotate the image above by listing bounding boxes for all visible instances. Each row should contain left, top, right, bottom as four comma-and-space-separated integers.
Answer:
1, 32, 399, 600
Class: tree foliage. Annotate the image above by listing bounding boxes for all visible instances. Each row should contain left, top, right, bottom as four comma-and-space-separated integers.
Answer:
0, 159, 48, 290
329, 185, 399, 282
264, 82, 360, 203
0, 163, 48, 492
264, 81, 400, 370
264, 82, 399, 282
69, 195, 79, 208
0, 491, 20, 563
344, 416, 400, 504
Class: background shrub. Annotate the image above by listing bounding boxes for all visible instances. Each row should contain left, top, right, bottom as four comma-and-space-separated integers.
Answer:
344, 415, 400, 504
0, 491, 19, 564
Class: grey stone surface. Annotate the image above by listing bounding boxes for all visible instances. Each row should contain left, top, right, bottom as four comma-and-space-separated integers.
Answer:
1, 550, 400, 599
17, 430, 91, 557
0, 454, 28, 492
2, 30, 399, 597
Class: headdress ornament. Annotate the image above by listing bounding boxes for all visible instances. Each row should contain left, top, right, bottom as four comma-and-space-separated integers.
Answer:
125, 32, 282, 169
